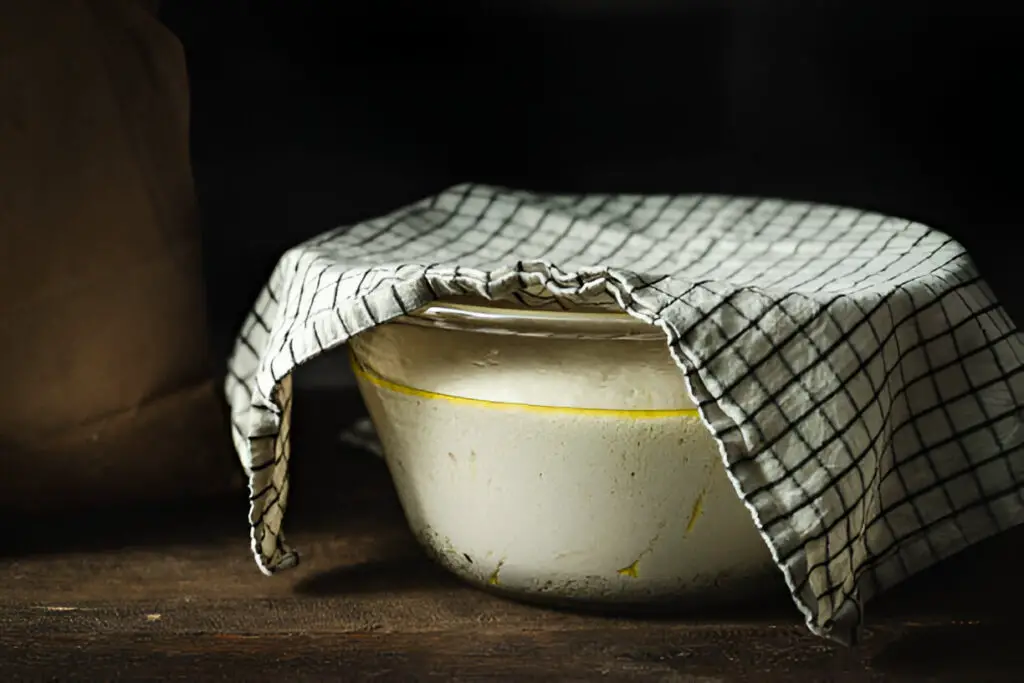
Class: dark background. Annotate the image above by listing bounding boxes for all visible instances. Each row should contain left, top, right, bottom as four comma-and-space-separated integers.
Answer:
160, 1, 1024, 364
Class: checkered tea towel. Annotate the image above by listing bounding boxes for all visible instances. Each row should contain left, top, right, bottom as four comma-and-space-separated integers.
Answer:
226, 183, 1024, 645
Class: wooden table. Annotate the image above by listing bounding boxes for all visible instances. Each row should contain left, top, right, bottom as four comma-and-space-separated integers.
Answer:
1, 389, 1021, 681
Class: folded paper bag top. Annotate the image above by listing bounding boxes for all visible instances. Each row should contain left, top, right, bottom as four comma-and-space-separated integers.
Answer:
0, 0, 238, 511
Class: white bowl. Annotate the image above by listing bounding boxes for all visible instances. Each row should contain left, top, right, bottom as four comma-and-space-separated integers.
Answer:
349, 298, 777, 608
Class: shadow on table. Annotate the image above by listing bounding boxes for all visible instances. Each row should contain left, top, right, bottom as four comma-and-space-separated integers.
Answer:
872, 620, 1024, 678
293, 553, 462, 596
866, 523, 1024, 675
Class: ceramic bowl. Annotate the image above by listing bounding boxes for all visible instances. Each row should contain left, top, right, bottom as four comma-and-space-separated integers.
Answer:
349, 298, 777, 608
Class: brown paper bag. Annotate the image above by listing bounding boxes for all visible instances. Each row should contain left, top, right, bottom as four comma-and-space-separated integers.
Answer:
0, 0, 240, 512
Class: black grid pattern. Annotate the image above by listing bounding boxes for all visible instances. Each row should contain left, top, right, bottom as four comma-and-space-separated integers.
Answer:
226, 184, 1024, 645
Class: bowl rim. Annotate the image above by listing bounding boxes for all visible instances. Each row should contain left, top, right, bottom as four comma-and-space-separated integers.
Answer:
349, 348, 698, 418
394, 297, 663, 340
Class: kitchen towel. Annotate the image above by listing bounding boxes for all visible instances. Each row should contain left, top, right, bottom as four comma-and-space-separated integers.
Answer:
226, 183, 1024, 645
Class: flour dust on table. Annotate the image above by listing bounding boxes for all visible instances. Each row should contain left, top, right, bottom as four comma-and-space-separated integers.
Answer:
225, 183, 1024, 645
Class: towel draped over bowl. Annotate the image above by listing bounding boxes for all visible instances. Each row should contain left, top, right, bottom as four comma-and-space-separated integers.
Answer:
226, 183, 1024, 645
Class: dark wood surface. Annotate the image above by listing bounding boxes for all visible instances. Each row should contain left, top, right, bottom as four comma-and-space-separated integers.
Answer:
2, 389, 1022, 681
